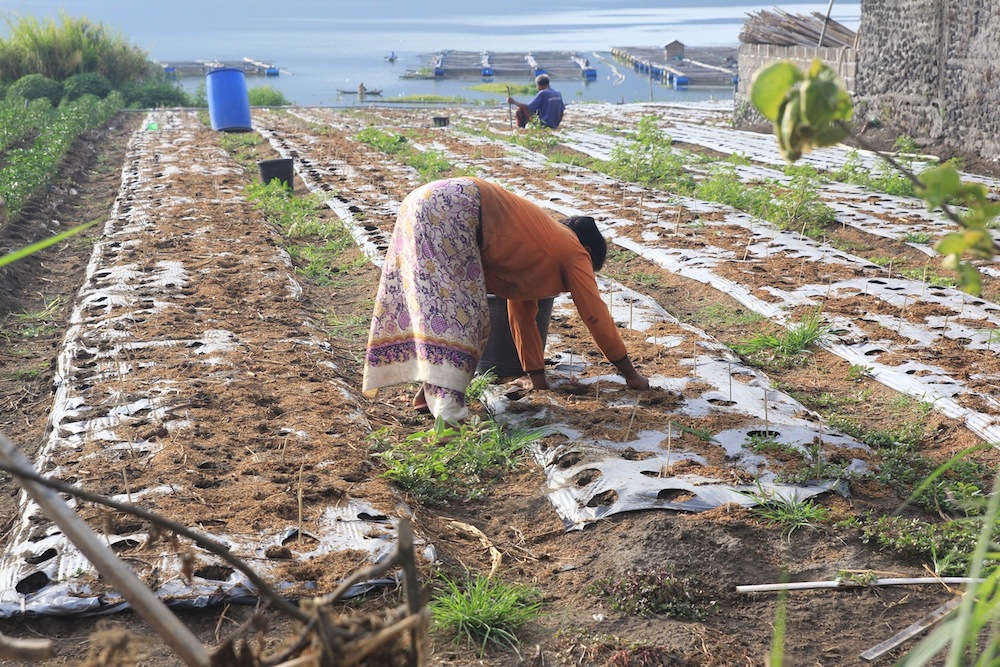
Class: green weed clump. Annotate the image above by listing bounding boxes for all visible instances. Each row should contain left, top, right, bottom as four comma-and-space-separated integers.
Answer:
608, 115, 694, 191
244, 180, 340, 239
465, 370, 498, 404
854, 514, 988, 577
696, 164, 835, 238
354, 126, 454, 179
354, 126, 408, 154
242, 179, 355, 284
695, 163, 772, 215
732, 310, 830, 367
370, 417, 547, 505
829, 138, 924, 198
430, 574, 542, 657
588, 567, 712, 621
750, 493, 830, 538
11, 297, 62, 338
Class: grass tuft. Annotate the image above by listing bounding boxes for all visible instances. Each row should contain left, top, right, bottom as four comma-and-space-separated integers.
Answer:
430, 574, 542, 657
369, 416, 548, 505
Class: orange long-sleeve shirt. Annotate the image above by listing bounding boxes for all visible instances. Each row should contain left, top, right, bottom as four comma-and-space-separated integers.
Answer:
472, 178, 627, 372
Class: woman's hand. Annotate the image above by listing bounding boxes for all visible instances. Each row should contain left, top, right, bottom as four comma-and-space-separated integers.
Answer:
613, 355, 651, 391
624, 372, 650, 391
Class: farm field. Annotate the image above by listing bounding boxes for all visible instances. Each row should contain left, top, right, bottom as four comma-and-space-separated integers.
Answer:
1, 102, 999, 666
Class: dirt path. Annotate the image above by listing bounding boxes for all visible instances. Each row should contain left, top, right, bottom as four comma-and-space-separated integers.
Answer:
0, 104, 996, 666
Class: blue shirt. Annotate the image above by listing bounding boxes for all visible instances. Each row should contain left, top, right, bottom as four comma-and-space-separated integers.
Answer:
527, 87, 565, 129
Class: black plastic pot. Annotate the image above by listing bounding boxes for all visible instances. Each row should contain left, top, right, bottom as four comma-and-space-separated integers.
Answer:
477, 296, 554, 377
258, 158, 294, 191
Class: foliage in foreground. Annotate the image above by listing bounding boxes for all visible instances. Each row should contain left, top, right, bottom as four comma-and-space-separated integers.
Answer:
749, 59, 1000, 664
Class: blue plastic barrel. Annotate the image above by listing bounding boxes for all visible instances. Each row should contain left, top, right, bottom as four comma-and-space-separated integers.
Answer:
206, 68, 252, 133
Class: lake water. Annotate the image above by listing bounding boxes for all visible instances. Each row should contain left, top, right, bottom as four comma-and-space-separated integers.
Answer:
0, 0, 860, 106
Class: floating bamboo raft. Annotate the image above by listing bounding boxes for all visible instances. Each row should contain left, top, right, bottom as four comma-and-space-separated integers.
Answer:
739, 9, 857, 48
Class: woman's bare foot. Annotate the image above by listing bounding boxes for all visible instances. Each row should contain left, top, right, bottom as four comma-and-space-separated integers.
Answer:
412, 386, 430, 414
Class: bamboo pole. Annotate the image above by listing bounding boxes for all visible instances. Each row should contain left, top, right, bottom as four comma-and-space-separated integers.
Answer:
0, 431, 210, 667
860, 596, 962, 663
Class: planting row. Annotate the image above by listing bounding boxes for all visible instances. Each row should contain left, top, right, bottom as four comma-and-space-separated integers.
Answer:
0, 110, 408, 617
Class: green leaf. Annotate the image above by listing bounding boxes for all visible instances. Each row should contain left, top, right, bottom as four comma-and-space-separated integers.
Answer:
750, 61, 804, 122
812, 121, 850, 149
777, 93, 804, 162
0, 219, 100, 268
958, 262, 983, 296
935, 232, 968, 256
917, 165, 963, 209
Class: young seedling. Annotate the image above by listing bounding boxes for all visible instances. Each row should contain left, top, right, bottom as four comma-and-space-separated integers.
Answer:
728, 361, 733, 402
664, 421, 674, 473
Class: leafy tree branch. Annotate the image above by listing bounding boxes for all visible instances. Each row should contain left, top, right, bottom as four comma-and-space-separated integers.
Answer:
750, 59, 999, 295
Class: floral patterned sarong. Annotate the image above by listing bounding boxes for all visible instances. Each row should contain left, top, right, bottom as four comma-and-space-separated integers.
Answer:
362, 178, 489, 420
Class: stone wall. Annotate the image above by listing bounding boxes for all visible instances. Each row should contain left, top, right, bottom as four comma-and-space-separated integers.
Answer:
857, 0, 1000, 159
734, 43, 857, 128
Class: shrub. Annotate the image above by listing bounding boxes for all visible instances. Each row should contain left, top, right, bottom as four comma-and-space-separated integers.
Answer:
63, 72, 112, 101
188, 82, 208, 108
7, 74, 63, 106
0, 13, 156, 87
247, 85, 289, 106
121, 81, 191, 109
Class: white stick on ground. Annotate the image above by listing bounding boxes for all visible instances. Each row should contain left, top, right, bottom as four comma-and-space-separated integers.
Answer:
736, 577, 980, 593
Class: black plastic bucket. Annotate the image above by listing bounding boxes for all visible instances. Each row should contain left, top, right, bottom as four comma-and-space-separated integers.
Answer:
258, 158, 294, 190
477, 296, 554, 377
206, 68, 252, 133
